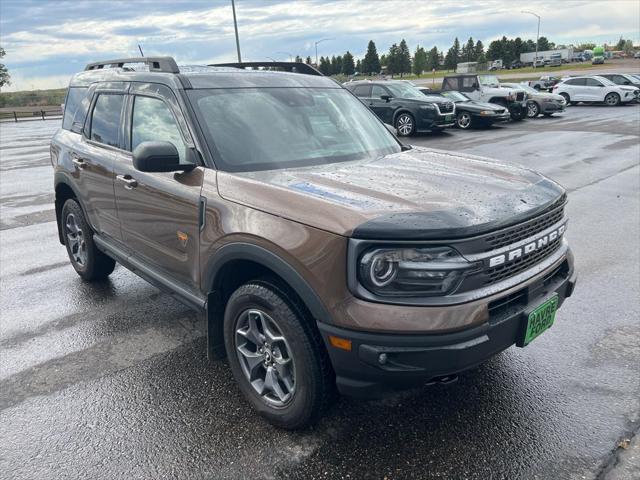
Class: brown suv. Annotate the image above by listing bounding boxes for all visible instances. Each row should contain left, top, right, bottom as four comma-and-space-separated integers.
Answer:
51, 57, 576, 429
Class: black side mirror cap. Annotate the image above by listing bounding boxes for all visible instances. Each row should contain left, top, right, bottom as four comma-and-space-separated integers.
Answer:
380, 95, 392, 102
132, 141, 195, 173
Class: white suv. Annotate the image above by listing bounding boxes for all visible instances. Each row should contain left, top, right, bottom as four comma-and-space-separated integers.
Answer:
553, 75, 639, 106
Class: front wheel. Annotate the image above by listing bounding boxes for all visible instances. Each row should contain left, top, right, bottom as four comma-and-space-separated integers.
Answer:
395, 112, 415, 136
456, 111, 473, 129
604, 92, 620, 106
61, 199, 115, 281
559, 93, 571, 105
527, 101, 540, 118
224, 280, 334, 429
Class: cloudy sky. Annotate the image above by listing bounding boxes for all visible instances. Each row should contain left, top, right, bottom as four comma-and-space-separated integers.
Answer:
1, 0, 639, 91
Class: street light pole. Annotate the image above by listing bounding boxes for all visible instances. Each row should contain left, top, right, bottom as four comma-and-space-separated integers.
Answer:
231, 0, 242, 62
522, 10, 541, 69
314, 38, 333, 66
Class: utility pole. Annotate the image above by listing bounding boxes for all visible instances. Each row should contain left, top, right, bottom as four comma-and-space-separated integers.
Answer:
522, 10, 541, 68
231, 0, 242, 62
314, 38, 333, 66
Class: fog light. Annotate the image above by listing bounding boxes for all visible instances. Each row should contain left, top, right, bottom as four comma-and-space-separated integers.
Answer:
378, 353, 388, 365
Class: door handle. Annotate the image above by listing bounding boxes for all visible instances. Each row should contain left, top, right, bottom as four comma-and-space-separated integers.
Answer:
116, 174, 138, 190
71, 155, 87, 169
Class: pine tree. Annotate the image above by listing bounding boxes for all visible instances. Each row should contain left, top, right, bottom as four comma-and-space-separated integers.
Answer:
426, 46, 440, 71
398, 39, 412, 76
362, 40, 381, 75
355, 58, 361, 73
462, 37, 475, 62
474, 40, 485, 63
305, 56, 312, 65
452, 37, 460, 67
413, 45, 427, 76
386, 44, 400, 76
294, 55, 302, 63
342, 51, 355, 75
319, 56, 331, 75
330, 55, 337, 75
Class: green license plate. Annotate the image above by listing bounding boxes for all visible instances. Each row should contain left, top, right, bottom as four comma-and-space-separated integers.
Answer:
445, 115, 454, 121
521, 294, 559, 347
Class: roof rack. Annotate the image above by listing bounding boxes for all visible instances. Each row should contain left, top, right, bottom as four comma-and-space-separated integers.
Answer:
84, 57, 180, 74
209, 61, 323, 77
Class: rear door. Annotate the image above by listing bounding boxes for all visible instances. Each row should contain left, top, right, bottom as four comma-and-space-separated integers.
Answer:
564, 78, 587, 100
70, 84, 126, 240
112, 83, 204, 291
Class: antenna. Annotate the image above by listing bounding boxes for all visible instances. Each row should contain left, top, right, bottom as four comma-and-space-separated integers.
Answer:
138, 44, 144, 57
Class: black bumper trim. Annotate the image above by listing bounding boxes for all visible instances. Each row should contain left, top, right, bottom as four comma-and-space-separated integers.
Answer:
320, 264, 576, 398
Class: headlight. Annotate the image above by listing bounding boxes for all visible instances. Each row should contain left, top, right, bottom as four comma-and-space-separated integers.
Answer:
479, 110, 494, 115
358, 246, 479, 297
419, 104, 435, 110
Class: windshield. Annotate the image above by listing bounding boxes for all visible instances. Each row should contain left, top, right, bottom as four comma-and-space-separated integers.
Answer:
441, 91, 469, 102
385, 83, 426, 100
188, 88, 401, 172
478, 75, 500, 87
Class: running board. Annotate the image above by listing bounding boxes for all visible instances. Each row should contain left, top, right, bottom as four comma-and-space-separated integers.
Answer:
93, 235, 206, 312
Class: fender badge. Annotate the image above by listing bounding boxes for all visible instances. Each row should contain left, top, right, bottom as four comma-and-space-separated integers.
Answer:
177, 231, 188, 248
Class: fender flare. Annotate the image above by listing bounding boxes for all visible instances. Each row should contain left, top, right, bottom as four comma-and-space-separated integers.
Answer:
203, 242, 332, 325
392, 108, 414, 126
54, 172, 88, 244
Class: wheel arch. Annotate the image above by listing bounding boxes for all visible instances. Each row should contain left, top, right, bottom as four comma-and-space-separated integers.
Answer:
203, 242, 333, 359
392, 108, 415, 125
54, 173, 83, 245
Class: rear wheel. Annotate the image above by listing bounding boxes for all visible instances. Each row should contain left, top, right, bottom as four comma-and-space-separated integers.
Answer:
224, 280, 334, 429
456, 111, 473, 129
604, 92, 620, 106
61, 199, 115, 281
527, 101, 540, 118
395, 112, 415, 136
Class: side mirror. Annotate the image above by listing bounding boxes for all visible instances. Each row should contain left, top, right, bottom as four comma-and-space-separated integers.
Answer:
384, 123, 397, 136
71, 121, 84, 135
380, 95, 392, 102
132, 141, 194, 173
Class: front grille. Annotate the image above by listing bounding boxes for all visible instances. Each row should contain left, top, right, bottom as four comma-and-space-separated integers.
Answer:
484, 199, 565, 251
437, 102, 454, 114
483, 236, 563, 285
516, 92, 525, 101
495, 109, 505, 114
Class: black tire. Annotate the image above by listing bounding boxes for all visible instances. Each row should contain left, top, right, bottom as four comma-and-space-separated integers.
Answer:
61, 199, 116, 281
510, 108, 525, 121
223, 279, 334, 429
456, 111, 473, 129
559, 93, 571, 105
604, 92, 620, 106
533, 84, 541, 90
526, 101, 540, 118
394, 112, 415, 136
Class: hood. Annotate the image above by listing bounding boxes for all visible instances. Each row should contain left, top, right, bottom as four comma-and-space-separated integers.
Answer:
459, 100, 507, 111
400, 96, 450, 105
217, 147, 565, 240
618, 85, 639, 92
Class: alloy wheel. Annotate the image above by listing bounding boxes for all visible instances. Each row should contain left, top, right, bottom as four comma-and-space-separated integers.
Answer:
65, 213, 87, 267
234, 309, 296, 407
396, 114, 413, 136
457, 112, 472, 129
605, 93, 619, 106
527, 102, 539, 118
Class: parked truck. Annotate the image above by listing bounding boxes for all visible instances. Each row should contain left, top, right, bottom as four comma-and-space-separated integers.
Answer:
520, 48, 574, 66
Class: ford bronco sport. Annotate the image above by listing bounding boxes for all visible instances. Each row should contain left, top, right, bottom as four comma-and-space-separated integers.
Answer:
51, 57, 576, 429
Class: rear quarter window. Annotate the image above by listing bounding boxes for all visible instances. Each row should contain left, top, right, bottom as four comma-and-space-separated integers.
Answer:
62, 87, 88, 130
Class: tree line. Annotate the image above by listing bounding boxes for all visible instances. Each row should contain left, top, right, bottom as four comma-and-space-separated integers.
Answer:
310, 33, 624, 77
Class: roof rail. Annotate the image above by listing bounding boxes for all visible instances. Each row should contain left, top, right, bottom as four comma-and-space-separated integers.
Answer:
84, 57, 179, 74
209, 61, 323, 77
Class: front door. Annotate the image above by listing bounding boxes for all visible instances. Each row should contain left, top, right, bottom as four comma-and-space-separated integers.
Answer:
583, 78, 605, 101
113, 85, 204, 291
368, 84, 394, 123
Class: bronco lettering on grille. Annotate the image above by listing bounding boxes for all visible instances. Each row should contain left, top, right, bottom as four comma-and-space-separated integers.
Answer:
488, 224, 566, 268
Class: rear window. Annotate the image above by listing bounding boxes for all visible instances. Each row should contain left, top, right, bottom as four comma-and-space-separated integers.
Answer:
62, 87, 88, 130
89, 94, 124, 148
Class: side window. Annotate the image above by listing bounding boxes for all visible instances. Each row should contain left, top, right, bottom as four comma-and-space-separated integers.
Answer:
62, 87, 88, 130
585, 78, 602, 87
90, 94, 124, 147
566, 78, 586, 86
352, 85, 370, 98
462, 77, 477, 91
371, 85, 388, 98
131, 96, 187, 163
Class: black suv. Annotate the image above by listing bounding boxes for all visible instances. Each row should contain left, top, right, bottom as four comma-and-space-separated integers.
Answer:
344, 80, 455, 136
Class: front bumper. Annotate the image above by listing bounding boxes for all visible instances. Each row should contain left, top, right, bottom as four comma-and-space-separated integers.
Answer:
473, 111, 511, 123
417, 113, 456, 131
540, 101, 565, 113
319, 256, 577, 398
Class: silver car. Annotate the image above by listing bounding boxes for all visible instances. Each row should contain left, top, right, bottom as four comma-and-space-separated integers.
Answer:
502, 83, 566, 118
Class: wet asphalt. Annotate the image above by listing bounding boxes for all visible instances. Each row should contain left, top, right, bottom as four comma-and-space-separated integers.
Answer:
0, 103, 639, 480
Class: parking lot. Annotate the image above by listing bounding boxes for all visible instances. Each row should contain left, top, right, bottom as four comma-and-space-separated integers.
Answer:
1, 103, 639, 479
